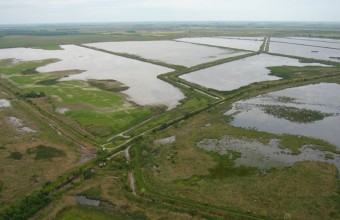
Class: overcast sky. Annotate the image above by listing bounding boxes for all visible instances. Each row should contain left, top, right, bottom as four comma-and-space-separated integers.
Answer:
1, 0, 340, 24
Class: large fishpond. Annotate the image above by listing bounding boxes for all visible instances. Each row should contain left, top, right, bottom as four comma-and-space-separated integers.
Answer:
180, 54, 330, 91
0, 45, 185, 109
85, 40, 246, 67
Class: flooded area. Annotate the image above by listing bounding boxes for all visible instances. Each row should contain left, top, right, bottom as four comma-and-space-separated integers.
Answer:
225, 83, 340, 148
0, 99, 11, 108
154, 136, 176, 145
85, 40, 245, 67
180, 54, 330, 91
197, 136, 340, 175
176, 37, 263, 51
75, 196, 100, 206
271, 37, 340, 49
0, 45, 185, 109
269, 41, 340, 62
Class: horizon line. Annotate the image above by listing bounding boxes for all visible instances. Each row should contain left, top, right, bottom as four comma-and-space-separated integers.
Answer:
1, 20, 340, 26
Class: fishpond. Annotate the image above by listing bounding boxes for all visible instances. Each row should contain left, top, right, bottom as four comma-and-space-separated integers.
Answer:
85, 40, 246, 67
180, 54, 330, 91
0, 45, 185, 109
225, 83, 340, 148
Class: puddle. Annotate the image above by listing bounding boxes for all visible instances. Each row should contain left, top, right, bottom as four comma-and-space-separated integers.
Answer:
225, 83, 340, 148
197, 136, 340, 176
75, 196, 100, 206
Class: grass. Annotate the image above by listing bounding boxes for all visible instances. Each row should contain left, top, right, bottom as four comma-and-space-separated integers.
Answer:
0, 97, 78, 206
88, 79, 129, 92
66, 108, 151, 138
56, 206, 148, 220
0, 59, 57, 76
0, 180, 3, 195
35, 82, 125, 108
21, 68, 38, 75
279, 134, 339, 155
130, 97, 340, 219
27, 145, 66, 160
81, 186, 102, 201
34, 45, 62, 50
0, 60, 156, 140
56, 206, 112, 220
208, 158, 258, 178
36, 77, 60, 86
268, 65, 339, 79
262, 105, 333, 123
8, 151, 23, 160
38, 153, 196, 220
1, 25, 340, 219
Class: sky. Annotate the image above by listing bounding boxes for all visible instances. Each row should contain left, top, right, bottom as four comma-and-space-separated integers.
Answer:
0, 0, 340, 24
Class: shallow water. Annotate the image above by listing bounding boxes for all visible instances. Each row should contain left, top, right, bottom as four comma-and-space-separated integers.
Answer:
85, 40, 245, 67
176, 37, 263, 51
0, 45, 185, 109
180, 54, 330, 91
225, 83, 340, 148
75, 196, 100, 206
288, 37, 340, 44
0, 99, 11, 108
269, 41, 340, 62
271, 37, 340, 49
197, 136, 340, 175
